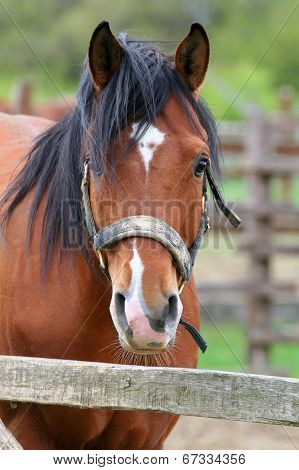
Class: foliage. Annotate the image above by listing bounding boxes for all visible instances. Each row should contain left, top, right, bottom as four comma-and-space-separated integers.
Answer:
0, 0, 299, 118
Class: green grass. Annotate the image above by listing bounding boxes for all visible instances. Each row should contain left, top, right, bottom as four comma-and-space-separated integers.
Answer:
198, 322, 299, 378
270, 343, 299, 377
221, 177, 299, 207
198, 323, 246, 372
221, 178, 248, 201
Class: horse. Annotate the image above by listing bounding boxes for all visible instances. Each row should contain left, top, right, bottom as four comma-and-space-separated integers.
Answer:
0, 21, 240, 449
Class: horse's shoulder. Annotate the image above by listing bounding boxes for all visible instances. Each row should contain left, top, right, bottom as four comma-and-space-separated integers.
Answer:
0, 112, 53, 190
0, 111, 53, 145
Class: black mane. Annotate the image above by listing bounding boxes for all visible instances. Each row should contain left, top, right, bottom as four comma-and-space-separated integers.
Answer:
0, 34, 220, 272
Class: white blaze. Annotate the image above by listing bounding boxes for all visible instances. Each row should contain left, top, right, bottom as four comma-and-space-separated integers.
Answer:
127, 241, 144, 301
130, 123, 165, 174
125, 241, 169, 345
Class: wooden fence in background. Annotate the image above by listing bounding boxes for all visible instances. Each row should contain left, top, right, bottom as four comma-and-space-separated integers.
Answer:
0, 356, 298, 450
202, 89, 299, 372
0, 80, 73, 121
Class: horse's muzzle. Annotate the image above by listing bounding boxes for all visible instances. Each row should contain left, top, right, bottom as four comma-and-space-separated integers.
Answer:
110, 290, 182, 354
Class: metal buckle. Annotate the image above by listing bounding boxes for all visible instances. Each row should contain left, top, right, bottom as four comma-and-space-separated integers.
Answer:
97, 250, 106, 271
81, 160, 90, 194
178, 280, 186, 296
83, 160, 89, 182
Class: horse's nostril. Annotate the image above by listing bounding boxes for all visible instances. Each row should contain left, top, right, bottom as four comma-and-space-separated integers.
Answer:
163, 294, 179, 331
168, 294, 178, 320
156, 319, 165, 330
148, 294, 179, 333
114, 292, 129, 332
115, 292, 125, 312
148, 317, 165, 332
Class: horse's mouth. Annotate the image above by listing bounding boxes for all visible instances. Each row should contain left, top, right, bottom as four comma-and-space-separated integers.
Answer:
119, 335, 175, 356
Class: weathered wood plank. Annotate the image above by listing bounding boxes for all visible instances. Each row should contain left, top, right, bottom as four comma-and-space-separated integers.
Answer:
0, 419, 23, 450
0, 356, 298, 426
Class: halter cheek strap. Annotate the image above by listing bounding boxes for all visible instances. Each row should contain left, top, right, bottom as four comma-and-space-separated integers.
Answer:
81, 160, 242, 354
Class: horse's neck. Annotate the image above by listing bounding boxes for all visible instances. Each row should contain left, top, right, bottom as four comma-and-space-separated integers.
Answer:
0, 213, 113, 359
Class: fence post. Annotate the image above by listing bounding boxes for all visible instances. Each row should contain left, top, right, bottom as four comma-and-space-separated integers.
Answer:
11, 81, 33, 115
278, 85, 295, 204
245, 108, 274, 371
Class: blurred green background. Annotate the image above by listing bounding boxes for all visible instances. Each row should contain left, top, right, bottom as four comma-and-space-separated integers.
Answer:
0, 0, 299, 119
199, 322, 299, 377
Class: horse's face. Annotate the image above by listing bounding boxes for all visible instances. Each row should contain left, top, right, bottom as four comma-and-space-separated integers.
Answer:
88, 22, 210, 354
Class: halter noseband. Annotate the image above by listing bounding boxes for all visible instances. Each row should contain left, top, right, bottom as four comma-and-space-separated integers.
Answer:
81, 160, 241, 353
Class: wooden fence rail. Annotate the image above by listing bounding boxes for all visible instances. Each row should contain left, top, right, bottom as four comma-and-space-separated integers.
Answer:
0, 419, 23, 450
0, 356, 298, 430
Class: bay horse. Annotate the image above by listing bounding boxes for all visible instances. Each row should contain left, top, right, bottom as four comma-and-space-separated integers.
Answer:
0, 22, 240, 449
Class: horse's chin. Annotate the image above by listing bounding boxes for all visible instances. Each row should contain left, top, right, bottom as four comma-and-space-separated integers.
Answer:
119, 335, 175, 356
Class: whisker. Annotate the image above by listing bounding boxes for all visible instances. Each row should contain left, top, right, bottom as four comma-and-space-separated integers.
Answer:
97, 339, 120, 355
154, 355, 161, 367
113, 346, 123, 364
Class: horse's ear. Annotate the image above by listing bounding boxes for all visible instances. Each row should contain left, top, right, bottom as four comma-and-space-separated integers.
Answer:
88, 21, 122, 90
175, 23, 210, 92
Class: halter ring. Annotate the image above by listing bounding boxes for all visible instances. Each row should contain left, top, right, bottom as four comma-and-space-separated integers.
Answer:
178, 280, 186, 296
97, 250, 106, 271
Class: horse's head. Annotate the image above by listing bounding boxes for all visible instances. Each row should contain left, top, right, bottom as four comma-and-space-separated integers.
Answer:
86, 22, 213, 354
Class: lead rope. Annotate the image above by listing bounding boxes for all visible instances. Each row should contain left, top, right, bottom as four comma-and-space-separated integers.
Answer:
179, 319, 208, 353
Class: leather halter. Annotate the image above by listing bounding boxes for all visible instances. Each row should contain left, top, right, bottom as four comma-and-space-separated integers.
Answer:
81, 160, 241, 353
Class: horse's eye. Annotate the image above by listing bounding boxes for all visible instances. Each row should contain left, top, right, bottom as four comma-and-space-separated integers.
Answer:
194, 155, 209, 177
